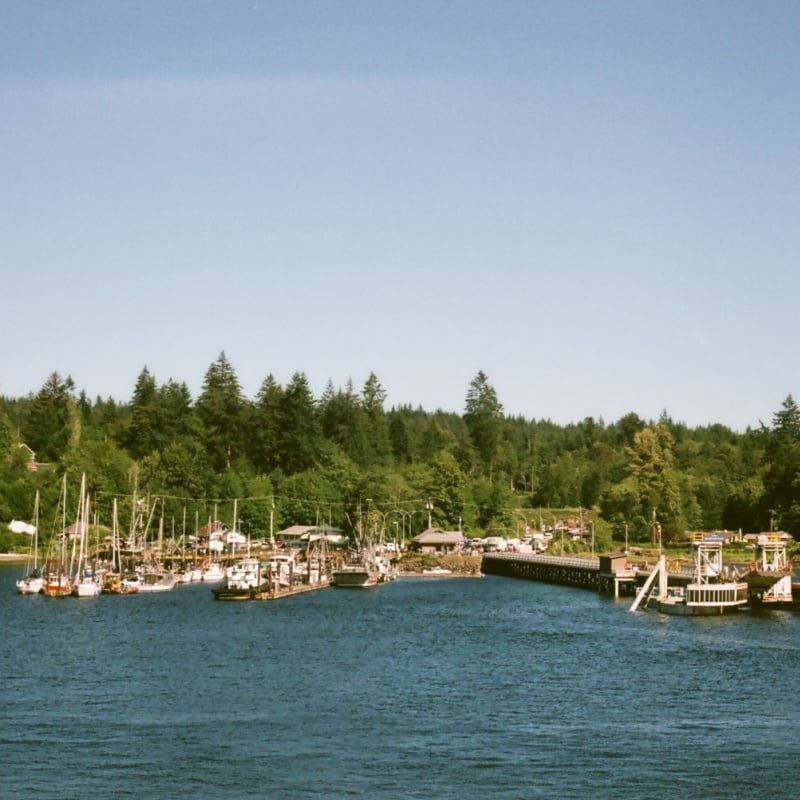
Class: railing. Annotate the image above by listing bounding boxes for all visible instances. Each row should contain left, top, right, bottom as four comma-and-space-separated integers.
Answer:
483, 552, 599, 570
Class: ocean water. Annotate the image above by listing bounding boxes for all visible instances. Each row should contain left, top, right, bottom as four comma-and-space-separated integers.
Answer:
1, 564, 799, 799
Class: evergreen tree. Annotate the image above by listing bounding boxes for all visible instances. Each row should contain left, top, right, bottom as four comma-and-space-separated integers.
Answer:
319, 379, 369, 465
196, 352, 248, 471
388, 412, 411, 463
277, 372, 322, 474
361, 371, 391, 467
251, 374, 284, 474
626, 424, 684, 541
23, 372, 78, 461
464, 371, 503, 472
122, 367, 160, 458
0, 409, 13, 459
762, 395, 800, 534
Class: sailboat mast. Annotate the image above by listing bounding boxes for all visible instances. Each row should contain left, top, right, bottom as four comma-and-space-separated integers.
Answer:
33, 490, 40, 570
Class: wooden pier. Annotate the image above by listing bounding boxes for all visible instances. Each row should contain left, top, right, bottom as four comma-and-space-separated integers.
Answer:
482, 552, 655, 597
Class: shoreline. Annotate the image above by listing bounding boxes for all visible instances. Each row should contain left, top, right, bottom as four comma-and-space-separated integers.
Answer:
0, 554, 27, 562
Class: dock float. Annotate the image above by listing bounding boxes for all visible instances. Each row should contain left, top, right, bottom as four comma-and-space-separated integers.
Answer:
213, 580, 330, 601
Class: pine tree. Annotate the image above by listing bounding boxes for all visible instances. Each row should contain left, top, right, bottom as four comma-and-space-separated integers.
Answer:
277, 372, 322, 474
196, 352, 247, 471
23, 372, 78, 461
464, 371, 503, 472
251, 374, 284, 474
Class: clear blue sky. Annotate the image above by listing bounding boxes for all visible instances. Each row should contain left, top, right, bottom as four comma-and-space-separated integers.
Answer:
2, 1, 798, 431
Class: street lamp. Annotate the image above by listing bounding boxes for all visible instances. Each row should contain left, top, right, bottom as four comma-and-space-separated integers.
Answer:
425, 498, 434, 529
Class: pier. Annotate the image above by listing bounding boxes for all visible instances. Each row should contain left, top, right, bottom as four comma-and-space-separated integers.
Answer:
482, 552, 602, 590
481, 552, 691, 598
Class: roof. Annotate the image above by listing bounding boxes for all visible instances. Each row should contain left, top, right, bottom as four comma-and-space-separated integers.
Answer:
412, 527, 465, 545
278, 525, 317, 538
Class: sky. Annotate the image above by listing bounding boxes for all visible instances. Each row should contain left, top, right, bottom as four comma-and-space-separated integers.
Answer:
1, 1, 799, 431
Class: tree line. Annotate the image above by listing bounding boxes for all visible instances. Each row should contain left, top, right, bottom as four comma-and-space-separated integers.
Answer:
1, 352, 798, 550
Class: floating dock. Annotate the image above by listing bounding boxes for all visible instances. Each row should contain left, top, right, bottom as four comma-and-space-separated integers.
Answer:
214, 579, 330, 601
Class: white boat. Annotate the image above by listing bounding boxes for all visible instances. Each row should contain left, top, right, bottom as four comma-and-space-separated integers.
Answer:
226, 557, 264, 590
631, 539, 747, 615
74, 570, 103, 598
201, 562, 226, 583
71, 476, 102, 598
656, 580, 748, 615
136, 569, 177, 593
421, 566, 452, 577
175, 562, 204, 583
16, 568, 44, 595
120, 571, 141, 593
332, 549, 380, 588
15, 491, 45, 595
212, 557, 266, 601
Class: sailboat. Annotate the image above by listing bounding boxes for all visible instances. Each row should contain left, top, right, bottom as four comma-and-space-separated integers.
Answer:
103, 498, 138, 594
72, 475, 102, 598
43, 476, 75, 597
15, 491, 44, 594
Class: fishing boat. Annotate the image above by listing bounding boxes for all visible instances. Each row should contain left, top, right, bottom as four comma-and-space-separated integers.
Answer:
15, 491, 44, 595
332, 548, 381, 588
332, 563, 380, 588
212, 556, 266, 601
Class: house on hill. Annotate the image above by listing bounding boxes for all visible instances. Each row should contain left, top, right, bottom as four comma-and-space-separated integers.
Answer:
16, 443, 50, 471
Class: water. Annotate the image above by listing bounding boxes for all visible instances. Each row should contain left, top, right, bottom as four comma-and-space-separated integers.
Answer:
1, 564, 799, 799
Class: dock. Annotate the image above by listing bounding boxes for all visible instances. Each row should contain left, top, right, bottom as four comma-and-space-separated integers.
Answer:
481, 552, 692, 598
252, 580, 330, 601
214, 579, 331, 601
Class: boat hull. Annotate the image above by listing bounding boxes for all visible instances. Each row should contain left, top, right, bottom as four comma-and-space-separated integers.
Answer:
74, 581, 102, 598
656, 581, 748, 615
332, 569, 379, 588
656, 599, 746, 616
212, 586, 265, 601
16, 577, 45, 594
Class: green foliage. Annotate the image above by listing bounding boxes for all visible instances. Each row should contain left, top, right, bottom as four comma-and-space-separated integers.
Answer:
5, 358, 800, 547
464, 370, 503, 468
22, 372, 79, 461
196, 352, 248, 471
